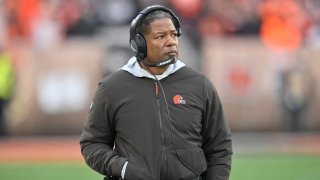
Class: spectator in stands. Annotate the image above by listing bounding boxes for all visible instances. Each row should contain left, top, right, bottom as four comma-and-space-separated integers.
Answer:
0, 46, 15, 136
280, 60, 314, 131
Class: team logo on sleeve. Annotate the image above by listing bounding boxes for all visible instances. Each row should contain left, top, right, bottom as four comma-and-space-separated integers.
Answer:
173, 95, 186, 105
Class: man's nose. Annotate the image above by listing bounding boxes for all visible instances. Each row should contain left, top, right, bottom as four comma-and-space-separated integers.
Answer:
166, 35, 177, 46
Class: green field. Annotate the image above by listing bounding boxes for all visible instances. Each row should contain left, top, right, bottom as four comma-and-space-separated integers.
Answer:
230, 154, 320, 180
1, 154, 320, 180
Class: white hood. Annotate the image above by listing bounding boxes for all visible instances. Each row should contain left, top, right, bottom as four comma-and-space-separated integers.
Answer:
120, 56, 185, 80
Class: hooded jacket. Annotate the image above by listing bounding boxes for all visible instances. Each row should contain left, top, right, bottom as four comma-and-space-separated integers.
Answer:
80, 57, 232, 180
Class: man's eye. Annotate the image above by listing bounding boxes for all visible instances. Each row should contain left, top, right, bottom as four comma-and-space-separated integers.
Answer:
157, 35, 165, 39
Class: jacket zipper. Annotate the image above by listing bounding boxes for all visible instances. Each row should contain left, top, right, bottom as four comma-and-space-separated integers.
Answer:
155, 81, 167, 174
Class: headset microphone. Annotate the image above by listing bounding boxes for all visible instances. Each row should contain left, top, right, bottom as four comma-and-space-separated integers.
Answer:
142, 57, 176, 67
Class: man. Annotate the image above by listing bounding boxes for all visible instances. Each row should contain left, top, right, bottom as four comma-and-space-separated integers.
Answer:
80, 5, 232, 180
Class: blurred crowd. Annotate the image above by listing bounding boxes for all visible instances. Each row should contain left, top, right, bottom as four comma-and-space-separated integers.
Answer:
1, 0, 320, 135
1, 0, 320, 77
0, 0, 320, 50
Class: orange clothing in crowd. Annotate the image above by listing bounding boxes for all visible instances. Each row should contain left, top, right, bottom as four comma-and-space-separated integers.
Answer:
169, 0, 204, 19
5, 0, 40, 40
259, 0, 308, 51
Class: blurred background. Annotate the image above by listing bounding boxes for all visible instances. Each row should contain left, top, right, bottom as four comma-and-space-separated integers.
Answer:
0, 0, 320, 180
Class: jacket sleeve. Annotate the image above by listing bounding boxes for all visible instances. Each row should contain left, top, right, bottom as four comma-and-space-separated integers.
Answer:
80, 83, 127, 178
201, 76, 233, 180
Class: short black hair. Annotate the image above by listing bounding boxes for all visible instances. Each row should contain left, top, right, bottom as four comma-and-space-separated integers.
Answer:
136, 10, 173, 36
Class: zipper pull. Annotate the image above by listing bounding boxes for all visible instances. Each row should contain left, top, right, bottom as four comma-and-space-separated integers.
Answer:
155, 81, 159, 98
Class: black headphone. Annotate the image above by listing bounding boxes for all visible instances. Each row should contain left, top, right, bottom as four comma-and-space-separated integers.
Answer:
129, 5, 181, 61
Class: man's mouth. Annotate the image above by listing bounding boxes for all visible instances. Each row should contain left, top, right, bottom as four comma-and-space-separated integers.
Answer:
166, 50, 177, 56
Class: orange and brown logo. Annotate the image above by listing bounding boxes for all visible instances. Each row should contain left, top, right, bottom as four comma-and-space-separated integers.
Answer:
173, 95, 186, 105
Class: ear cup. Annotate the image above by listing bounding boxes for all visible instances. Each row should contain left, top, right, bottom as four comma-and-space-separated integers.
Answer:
134, 34, 147, 61
130, 38, 138, 52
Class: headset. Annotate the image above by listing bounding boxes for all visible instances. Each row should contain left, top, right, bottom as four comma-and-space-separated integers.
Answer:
129, 5, 182, 66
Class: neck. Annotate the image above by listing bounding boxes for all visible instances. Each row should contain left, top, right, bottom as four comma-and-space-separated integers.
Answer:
139, 62, 168, 75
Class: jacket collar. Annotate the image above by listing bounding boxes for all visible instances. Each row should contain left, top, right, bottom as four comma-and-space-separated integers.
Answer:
120, 56, 185, 80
